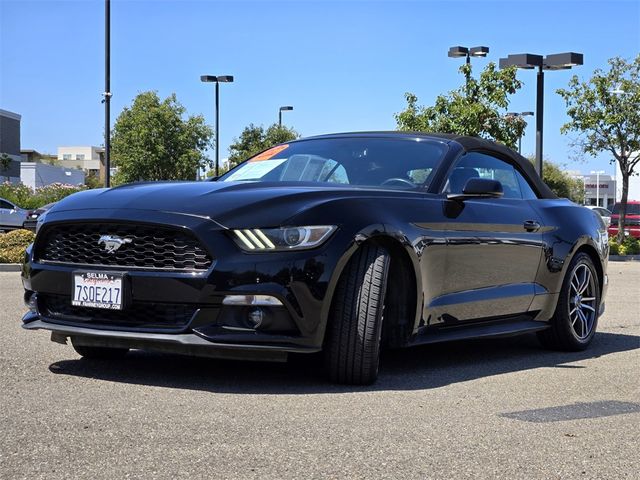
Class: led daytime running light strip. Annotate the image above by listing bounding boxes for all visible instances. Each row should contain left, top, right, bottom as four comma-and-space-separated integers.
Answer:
235, 229, 276, 250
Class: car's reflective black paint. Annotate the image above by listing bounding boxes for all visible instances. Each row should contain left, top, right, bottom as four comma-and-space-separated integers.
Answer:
21, 133, 609, 379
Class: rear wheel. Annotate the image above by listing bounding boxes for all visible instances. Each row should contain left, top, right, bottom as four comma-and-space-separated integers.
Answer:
324, 244, 390, 385
538, 252, 600, 351
72, 338, 129, 359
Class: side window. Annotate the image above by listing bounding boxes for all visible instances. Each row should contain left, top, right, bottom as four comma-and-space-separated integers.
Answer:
444, 152, 523, 199
0, 200, 14, 209
515, 169, 539, 199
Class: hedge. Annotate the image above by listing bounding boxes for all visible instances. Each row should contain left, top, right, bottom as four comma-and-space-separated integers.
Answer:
0, 182, 87, 209
0, 229, 35, 263
609, 236, 640, 256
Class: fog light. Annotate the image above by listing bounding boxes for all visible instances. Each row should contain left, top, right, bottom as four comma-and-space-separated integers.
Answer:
23, 291, 37, 311
222, 294, 283, 306
248, 308, 265, 328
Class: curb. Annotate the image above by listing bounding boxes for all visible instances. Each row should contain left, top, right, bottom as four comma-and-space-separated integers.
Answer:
609, 255, 640, 262
0, 264, 22, 272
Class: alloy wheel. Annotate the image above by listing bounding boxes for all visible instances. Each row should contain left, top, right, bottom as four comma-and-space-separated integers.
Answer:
569, 263, 597, 340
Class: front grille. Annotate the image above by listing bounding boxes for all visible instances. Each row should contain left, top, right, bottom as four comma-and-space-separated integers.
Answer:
39, 294, 197, 330
36, 223, 213, 271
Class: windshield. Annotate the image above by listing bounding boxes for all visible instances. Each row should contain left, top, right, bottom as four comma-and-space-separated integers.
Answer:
220, 137, 448, 189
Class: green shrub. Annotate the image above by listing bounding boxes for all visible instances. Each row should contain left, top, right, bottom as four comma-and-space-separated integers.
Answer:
608, 238, 620, 255
608, 236, 640, 256
622, 235, 640, 255
0, 229, 35, 263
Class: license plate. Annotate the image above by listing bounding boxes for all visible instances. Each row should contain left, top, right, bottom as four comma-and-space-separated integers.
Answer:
72, 271, 124, 310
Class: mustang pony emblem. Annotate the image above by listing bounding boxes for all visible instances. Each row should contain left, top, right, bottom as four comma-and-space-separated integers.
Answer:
98, 235, 132, 253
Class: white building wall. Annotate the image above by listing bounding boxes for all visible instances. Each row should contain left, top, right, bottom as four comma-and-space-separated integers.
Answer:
20, 162, 85, 190
615, 160, 640, 202
57, 146, 101, 171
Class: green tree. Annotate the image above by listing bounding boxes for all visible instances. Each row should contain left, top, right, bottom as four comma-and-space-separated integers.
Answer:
111, 91, 213, 183
84, 171, 103, 189
557, 55, 640, 241
395, 63, 525, 149
530, 158, 584, 203
0, 153, 12, 181
228, 123, 299, 168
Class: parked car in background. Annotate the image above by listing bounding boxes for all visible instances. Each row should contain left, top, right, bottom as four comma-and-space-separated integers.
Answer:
0, 197, 28, 231
586, 206, 612, 227
608, 201, 640, 238
22, 132, 609, 385
22, 203, 56, 232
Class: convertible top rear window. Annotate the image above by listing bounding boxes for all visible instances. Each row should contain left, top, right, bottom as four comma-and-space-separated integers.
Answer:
220, 137, 448, 189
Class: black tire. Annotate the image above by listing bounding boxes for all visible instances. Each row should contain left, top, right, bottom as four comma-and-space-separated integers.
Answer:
537, 252, 600, 351
324, 244, 390, 385
72, 339, 129, 359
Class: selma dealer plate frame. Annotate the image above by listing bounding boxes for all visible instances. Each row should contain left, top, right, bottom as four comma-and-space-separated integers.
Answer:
72, 271, 126, 310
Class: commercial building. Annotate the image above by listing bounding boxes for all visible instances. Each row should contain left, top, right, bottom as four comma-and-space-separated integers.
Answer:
57, 146, 103, 177
582, 172, 616, 209
0, 109, 22, 183
615, 160, 640, 203
20, 162, 85, 190
20, 149, 57, 164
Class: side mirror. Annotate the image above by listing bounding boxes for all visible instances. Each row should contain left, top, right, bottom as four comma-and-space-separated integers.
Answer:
447, 178, 504, 201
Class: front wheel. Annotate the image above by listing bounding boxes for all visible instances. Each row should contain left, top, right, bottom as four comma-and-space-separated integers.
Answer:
538, 252, 600, 351
324, 244, 390, 385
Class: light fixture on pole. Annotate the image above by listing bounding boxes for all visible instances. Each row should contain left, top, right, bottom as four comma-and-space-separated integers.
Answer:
591, 170, 605, 207
279, 106, 293, 127
448, 45, 489, 92
448, 45, 490, 65
499, 52, 583, 178
200, 75, 234, 177
505, 111, 534, 153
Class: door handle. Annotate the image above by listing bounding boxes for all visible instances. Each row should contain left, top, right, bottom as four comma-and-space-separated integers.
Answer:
523, 220, 541, 232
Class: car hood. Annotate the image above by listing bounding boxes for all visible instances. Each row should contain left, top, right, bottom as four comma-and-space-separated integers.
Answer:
48, 181, 424, 228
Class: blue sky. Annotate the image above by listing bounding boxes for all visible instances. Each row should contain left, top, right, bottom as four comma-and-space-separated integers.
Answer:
1, 0, 638, 176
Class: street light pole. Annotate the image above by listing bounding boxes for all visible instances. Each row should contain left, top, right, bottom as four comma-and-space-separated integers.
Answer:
499, 52, 583, 178
215, 80, 219, 177
200, 75, 234, 177
591, 170, 605, 206
278, 106, 293, 127
104, 0, 111, 187
535, 66, 544, 175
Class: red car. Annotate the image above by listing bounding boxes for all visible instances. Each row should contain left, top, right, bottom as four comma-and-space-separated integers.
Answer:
608, 200, 640, 238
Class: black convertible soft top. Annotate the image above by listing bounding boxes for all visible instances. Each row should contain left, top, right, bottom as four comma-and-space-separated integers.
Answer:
308, 132, 558, 199
429, 133, 557, 199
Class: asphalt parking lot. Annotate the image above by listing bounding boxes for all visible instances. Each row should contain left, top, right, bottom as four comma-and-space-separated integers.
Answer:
1, 264, 638, 479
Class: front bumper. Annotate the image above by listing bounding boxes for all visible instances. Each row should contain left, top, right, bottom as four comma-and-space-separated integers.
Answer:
22, 208, 351, 357
22, 315, 314, 361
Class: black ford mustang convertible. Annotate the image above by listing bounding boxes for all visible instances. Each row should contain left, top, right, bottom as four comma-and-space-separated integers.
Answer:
22, 132, 609, 384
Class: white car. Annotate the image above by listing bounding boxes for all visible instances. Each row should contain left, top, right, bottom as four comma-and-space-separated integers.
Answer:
0, 197, 28, 231
586, 206, 612, 227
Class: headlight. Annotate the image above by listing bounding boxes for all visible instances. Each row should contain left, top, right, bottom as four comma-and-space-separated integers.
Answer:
232, 226, 336, 251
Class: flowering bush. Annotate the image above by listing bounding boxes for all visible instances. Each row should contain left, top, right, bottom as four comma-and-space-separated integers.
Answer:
0, 229, 35, 263
0, 182, 88, 209
609, 236, 640, 256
